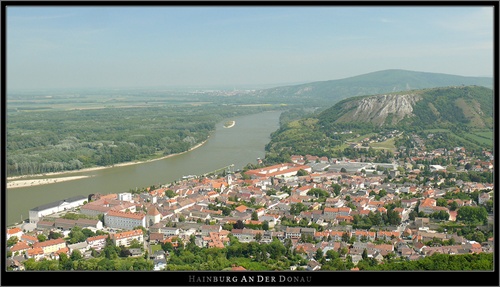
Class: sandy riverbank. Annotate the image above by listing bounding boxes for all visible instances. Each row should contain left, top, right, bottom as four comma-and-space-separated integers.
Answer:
6, 139, 209, 187
7, 176, 93, 189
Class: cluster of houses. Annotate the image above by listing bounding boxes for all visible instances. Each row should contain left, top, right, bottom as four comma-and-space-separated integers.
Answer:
5, 142, 495, 271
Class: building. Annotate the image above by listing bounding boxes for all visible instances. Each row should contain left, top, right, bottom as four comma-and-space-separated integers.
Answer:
146, 206, 162, 227
244, 163, 312, 179
104, 210, 146, 230
28, 195, 87, 224
7, 227, 23, 240
54, 218, 103, 230
111, 229, 144, 247
86, 235, 109, 251
32, 238, 67, 255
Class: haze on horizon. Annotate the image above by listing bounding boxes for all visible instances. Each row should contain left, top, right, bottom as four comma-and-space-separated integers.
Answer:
6, 5, 495, 91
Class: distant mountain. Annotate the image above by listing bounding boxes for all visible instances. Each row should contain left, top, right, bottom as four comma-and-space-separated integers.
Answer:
247, 69, 493, 105
319, 85, 493, 129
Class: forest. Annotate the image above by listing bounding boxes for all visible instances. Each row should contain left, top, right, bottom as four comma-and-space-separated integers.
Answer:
6, 103, 280, 177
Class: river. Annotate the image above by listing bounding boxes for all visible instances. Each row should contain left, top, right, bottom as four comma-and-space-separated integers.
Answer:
5, 110, 282, 226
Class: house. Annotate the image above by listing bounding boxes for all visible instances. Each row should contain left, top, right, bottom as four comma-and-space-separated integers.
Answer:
86, 235, 108, 251
111, 229, 144, 247
153, 258, 167, 271
32, 238, 67, 255
285, 227, 302, 239
200, 225, 222, 236
67, 241, 89, 254
323, 207, 351, 219
377, 231, 400, 241
6, 258, 25, 271
9, 241, 30, 256
128, 248, 143, 257
306, 260, 321, 271
7, 227, 23, 240
146, 206, 162, 227
353, 230, 376, 242
20, 234, 39, 245
26, 247, 45, 261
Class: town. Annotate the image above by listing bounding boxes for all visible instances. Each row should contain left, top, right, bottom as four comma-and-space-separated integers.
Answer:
5, 132, 494, 271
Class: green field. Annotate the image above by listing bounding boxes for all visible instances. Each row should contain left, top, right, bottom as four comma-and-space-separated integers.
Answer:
369, 137, 397, 150
462, 132, 494, 146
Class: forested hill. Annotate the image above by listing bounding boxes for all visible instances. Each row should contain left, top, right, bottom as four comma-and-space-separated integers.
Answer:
243, 69, 493, 106
264, 85, 493, 163
318, 85, 494, 129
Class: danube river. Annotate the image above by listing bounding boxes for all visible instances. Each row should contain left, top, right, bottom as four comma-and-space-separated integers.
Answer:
6, 110, 282, 226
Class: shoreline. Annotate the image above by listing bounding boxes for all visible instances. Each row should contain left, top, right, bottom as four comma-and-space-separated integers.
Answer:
6, 139, 209, 185
6, 176, 92, 189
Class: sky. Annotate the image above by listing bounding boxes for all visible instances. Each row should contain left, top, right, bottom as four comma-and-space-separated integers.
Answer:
5, 4, 495, 91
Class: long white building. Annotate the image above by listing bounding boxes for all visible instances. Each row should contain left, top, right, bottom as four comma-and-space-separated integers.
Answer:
28, 195, 88, 224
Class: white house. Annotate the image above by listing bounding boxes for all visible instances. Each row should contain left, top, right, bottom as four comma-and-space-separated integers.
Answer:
86, 235, 108, 251
111, 229, 144, 247
117, 193, 133, 202
7, 227, 23, 240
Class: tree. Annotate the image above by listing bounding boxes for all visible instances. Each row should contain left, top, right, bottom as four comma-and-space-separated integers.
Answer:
326, 249, 339, 260
70, 249, 83, 261
165, 189, 176, 198
339, 247, 349, 257
314, 248, 323, 261
449, 201, 459, 211
68, 226, 87, 244
7, 236, 18, 247
48, 231, 63, 240
37, 234, 47, 242
162, 242, 174, 253
251, 211, 258, 221
255, 233, 262, 242
119, 246, 132, 257
341, 232, 350, 242
362, 248, 368, 260
457, 206, 488, 225
331, 183, 341, 196
262, 221, 269, 231
233, 220, 244, 230
296, 169, 309, 176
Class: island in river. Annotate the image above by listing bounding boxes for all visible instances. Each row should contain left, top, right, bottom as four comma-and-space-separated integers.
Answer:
224, 120, 235, 128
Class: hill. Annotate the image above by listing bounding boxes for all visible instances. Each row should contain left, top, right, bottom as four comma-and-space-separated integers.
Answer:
264, 85, 494, 163
318, 85, 494, 128
244, 69, 493, 106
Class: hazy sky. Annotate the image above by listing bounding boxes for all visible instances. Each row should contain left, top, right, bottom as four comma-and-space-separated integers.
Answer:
6, 5, 495, 90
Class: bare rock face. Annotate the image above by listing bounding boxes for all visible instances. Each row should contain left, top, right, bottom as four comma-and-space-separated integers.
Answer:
338, 94, 422, 126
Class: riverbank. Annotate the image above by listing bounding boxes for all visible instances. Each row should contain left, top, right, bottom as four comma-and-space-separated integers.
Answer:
6, 139, 209, 186
7, 176, 92, 189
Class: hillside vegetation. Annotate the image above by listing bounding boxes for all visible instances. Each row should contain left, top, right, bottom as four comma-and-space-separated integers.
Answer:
264, 85, 493, 163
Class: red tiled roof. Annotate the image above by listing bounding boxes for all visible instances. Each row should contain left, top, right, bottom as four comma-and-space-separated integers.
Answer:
106, 209, 145, 220
7, 227, 22, 235
111, 229, 143, 240
33, 238, 65, 249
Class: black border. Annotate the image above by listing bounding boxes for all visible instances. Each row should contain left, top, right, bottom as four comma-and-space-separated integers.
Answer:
1, 1, 499, 286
